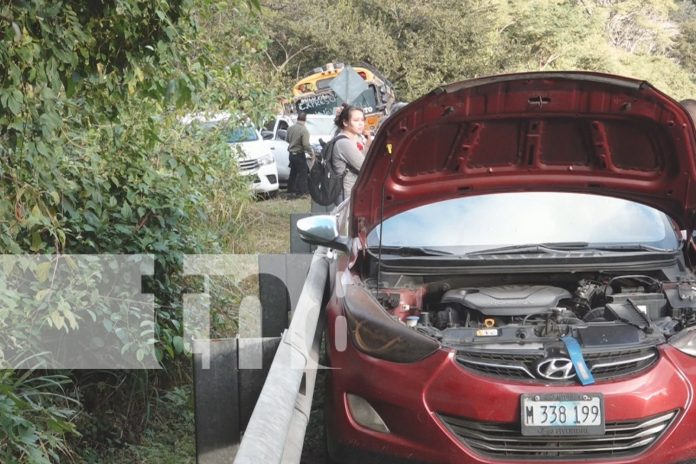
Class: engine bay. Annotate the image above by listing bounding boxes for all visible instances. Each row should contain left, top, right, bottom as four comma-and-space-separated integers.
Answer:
372, 272, 696, 350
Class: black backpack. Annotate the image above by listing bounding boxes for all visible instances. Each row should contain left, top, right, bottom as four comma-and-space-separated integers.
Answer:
308, 134, 348, 206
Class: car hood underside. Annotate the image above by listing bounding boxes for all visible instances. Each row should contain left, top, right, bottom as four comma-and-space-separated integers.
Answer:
352, 72, 696, 238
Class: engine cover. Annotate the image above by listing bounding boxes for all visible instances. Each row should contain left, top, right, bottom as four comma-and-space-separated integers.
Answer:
442, 285, 572, 316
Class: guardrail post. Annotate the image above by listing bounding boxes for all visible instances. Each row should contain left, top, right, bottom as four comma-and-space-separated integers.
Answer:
238, 337, 282, 428
193, 338, 240, 464
259, 254, 313, 329
193, 337, 281, 464
258, 255, 290, 337
194, 252, 315, 463
234, 249, 329, 463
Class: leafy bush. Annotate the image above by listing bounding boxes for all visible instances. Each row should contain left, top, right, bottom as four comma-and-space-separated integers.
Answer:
1, 0, 279, 461
0, 370, 79, 464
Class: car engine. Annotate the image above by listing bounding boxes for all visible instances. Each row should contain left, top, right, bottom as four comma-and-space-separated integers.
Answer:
371, 273, 696, 381
376, 274, 696, 350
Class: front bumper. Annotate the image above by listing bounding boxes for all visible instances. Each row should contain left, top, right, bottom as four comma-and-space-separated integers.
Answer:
324, 303, 696, 464
240, 161, 279, 193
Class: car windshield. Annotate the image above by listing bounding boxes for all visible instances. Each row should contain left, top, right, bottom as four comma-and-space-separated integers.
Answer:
366, 192, 680, 253
226, 126, 258, 143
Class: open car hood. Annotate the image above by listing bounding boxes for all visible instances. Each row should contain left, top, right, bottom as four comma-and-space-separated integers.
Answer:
351, 72, 696, 239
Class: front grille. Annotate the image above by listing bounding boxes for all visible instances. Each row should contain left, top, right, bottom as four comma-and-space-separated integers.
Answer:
439, 410, 677, 459
456, 346, 657, 382
585, 349, 656, 379
238, 159, 259, 171
457, 352, 541, 380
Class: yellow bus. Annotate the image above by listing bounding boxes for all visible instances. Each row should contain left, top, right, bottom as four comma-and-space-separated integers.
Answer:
290, 63, 396, 131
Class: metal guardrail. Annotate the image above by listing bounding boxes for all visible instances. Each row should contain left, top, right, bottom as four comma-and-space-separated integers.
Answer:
234, 247, 330, 463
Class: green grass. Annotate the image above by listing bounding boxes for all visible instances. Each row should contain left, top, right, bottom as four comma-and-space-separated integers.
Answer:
84, 386, 196, 464
232, 192, 311, 254
209, 191, 311, 337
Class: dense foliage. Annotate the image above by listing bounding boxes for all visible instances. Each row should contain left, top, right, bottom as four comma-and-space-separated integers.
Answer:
0, 1, 277, 461
261, 0, 696, 101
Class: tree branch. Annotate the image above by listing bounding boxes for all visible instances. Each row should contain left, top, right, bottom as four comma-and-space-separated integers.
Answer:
270, 44, 312, 72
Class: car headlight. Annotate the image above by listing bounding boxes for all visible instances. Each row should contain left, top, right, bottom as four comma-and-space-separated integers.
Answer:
669, 326, 696, 356
257, 153, 275, 166
342, 284, 440, 363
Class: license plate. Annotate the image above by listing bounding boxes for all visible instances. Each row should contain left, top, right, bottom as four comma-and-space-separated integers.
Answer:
520, 393, 605, 436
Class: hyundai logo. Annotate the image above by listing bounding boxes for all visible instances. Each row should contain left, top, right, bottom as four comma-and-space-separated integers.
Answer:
536, 358, 576, 380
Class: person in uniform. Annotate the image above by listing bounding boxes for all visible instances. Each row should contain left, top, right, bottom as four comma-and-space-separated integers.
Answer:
285, 112, 314, 197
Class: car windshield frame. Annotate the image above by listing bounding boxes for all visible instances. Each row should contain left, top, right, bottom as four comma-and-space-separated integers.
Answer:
366, 192, 681, 256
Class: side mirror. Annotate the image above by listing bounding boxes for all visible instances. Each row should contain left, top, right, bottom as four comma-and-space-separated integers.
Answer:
296, 215, 349, 252
276, 129, 287, 141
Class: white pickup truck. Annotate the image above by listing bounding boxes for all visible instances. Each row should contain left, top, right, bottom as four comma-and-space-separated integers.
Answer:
183, 112, 280, 194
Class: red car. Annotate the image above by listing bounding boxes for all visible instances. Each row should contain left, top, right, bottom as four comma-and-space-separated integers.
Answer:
298, 72, 696, 464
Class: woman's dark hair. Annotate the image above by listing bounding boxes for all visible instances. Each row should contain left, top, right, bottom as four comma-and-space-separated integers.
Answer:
334, 103, 363, 130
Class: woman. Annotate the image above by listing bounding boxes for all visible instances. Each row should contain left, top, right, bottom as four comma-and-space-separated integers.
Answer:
331, 104, 373, 203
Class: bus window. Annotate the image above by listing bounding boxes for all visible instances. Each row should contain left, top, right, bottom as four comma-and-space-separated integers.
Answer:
316, 78, 334, 90
350, 85, 378, 114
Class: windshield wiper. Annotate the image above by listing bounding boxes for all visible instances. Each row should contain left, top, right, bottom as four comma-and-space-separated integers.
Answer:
586, 244, 677, 253
368, 245, 453, 256
466, 242, 590, 256
372, 242, 675, 258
